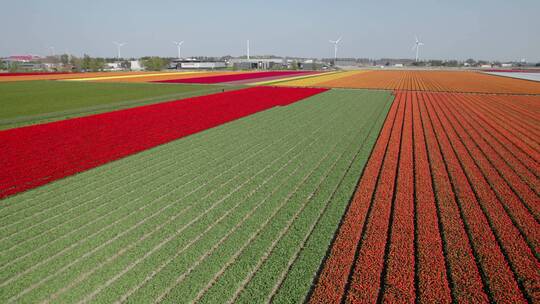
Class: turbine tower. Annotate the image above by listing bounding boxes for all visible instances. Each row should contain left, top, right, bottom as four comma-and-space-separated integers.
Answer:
49, 46, 55, 56
247, 40, 250, 61
329, 37, 342, 64
413, 36, 424, 62
173, 41, 184, 59
113, 41, 127, 59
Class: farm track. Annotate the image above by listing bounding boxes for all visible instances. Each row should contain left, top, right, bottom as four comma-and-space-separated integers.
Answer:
0, 89, 393, 303
309, 90, 540, 303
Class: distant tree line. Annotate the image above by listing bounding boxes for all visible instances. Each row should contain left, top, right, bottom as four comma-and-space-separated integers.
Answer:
140, 57, 167, 71
63, 55, 132, 72
3, 56, 171, 72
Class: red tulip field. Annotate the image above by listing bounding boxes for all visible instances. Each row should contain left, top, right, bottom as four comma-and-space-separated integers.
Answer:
0, 86, 326, 199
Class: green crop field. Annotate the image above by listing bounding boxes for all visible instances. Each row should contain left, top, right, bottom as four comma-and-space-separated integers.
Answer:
0, 89, 393, 303
0, 81, 239, 129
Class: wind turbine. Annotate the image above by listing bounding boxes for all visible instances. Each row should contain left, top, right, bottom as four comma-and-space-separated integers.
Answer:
113, 41, 127, 59
412, 36, 424, 62
173, 41, 184, 59
48, 46, 56, 56
247, 40, 250, 60
329, 37, 342, 64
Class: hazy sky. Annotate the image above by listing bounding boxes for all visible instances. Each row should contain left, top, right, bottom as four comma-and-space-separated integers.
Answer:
2, 0, 539, 61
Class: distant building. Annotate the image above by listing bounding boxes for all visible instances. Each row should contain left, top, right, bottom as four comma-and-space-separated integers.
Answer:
229, 58, 284, 70
301, 62, 316, 70
130, 60, 143, 71
373, 58, 415, 66
3, 55, 44, 70
171, 58, 226, 69
300, 59, 326, 70
105, 62, 122, 71
179, 61, 226, 69
7, 55, 41, 62
42, 62, 62, 71
335, 59, 357, 67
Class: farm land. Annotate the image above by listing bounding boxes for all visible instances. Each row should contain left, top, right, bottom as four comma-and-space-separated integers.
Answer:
0, 69, 538, 303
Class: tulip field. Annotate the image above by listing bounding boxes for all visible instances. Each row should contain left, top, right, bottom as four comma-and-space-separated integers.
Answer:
0, 86, 327, 198
0, 88, 393, 303
0, 71, 152, 82
278, 70, 540, 94
0, 72, 70, 77
0, 69, 539, 303
309, 91, 540, 303
155, 71, 315, 84
0, 81, 241, 129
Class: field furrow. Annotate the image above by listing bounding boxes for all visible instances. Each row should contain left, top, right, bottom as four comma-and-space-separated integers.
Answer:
380, 91, 415, 303
427, 93, 538, 301
436, 95, 540, 254
424, 93, 527, 303
308, 92, 400, 304
345, 91, 405, 303
418, 93, 489, 303
450, 96, 540, 170
411, 91, 452, 303
446, 94, 540, 196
